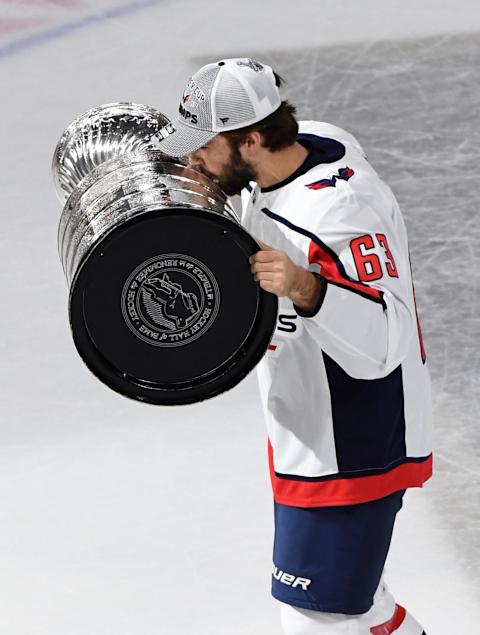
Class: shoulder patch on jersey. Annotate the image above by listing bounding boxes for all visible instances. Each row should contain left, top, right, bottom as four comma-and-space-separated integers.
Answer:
305, 167, 354, 190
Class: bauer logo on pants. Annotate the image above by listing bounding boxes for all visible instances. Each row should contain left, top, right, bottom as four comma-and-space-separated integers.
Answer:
121, 253, 220, 347
273, 564, 312, 591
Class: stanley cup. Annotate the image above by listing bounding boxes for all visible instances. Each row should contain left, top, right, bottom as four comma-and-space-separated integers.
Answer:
49, 101, 274, 406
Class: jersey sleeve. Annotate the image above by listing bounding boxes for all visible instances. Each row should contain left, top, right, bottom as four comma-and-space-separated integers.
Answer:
293, 188, 416, 380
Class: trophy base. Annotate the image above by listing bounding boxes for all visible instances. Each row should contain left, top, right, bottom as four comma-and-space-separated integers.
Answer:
69, 207, 278, 405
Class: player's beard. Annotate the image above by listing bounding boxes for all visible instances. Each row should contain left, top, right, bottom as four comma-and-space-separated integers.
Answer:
214, 140, 257, 196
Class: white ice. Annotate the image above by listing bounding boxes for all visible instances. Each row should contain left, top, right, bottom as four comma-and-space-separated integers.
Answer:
1, 1, 479, 633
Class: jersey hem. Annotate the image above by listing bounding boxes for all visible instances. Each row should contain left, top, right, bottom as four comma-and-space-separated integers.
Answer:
269, 445, 433, 508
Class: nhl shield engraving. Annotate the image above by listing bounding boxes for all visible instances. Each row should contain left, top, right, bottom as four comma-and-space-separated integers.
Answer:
121, 253, 220, 347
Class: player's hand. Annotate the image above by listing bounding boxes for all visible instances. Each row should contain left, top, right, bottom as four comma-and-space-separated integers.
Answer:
249, 242, 302, 297
249, 242, 324, 311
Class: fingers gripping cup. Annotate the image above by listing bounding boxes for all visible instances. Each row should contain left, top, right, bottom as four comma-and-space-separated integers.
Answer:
52, 102, 278, 405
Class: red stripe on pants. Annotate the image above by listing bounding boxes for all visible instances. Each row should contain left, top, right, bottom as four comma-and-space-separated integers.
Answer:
370, 604, 406, 634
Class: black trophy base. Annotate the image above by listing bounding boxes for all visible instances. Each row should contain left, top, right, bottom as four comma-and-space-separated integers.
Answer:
69, 208, 278, 405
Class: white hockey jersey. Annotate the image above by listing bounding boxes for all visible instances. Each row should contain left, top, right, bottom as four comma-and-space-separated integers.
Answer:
241, 121, 433, 507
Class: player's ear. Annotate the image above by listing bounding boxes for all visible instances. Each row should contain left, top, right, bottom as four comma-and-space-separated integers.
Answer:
243, 130, 263, 156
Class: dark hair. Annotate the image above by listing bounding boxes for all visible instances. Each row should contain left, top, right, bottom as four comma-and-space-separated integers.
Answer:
223, 100, 298, 152
222, 70, 297, 152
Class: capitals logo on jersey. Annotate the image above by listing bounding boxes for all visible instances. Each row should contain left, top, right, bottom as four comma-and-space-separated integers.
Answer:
305, 167, 355, 190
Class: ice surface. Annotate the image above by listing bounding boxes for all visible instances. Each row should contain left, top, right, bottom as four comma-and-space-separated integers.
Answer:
1, 1, 479, 633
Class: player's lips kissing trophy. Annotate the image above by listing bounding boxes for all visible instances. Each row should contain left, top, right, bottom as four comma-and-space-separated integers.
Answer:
52, 102, 277, 405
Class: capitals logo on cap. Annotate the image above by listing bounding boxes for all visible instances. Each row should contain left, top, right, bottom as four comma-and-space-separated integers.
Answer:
182, 79, 206, 106
178, 78, 207, 125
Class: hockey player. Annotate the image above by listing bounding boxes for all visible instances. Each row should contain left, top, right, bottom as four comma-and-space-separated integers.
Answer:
157, 58, 433, 635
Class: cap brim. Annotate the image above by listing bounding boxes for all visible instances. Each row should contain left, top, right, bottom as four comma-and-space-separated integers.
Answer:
156, 119, 217, 158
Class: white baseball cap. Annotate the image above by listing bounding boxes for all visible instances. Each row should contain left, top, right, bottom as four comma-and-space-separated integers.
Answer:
156, 58, 282, 158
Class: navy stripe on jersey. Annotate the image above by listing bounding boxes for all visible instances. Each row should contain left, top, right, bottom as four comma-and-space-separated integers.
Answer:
324, 351, 406, 473
271, 353, 410, 482
261, 207, 386, 307
272, 455, 431, 482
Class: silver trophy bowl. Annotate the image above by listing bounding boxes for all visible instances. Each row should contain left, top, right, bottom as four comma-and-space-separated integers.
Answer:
52, 102, 276, 405
53, 101, 171, 203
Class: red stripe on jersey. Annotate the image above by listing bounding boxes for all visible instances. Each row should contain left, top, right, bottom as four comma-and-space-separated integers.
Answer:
268, 441, 433, 507
268, 344, 277, 351
370, 604, 406, 634
308, 241, 384, 302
